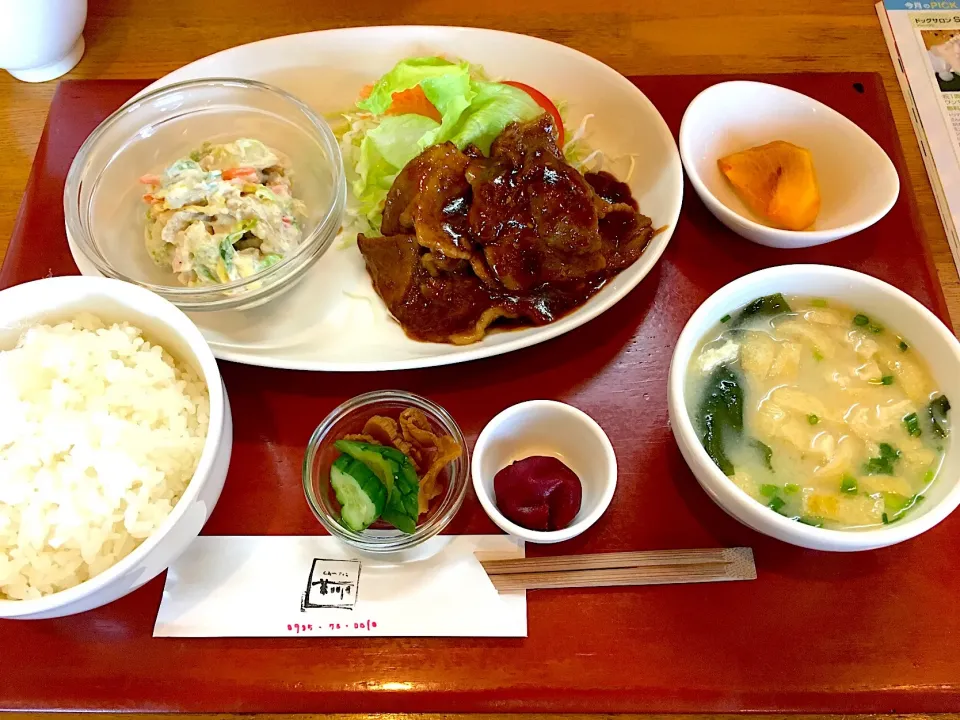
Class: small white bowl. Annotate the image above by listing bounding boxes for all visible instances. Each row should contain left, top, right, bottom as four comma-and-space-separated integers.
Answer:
472, 400, 617, 544
668, 265, 960, 552
0, 276, 233, 618
679, 81, 899, 248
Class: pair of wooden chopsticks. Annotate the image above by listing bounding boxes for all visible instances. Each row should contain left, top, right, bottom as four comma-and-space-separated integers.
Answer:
478, 547, 756, 593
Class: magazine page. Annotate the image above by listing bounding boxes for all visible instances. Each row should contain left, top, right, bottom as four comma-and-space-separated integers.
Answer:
878, 2, 960, 263
884, 0, 960, 266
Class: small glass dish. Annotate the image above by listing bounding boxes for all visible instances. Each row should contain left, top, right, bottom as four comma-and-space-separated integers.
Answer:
303, 390, 469, 554
64, 77, 346, 312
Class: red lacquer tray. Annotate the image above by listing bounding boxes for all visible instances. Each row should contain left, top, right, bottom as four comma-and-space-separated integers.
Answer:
1, 73, 957, 714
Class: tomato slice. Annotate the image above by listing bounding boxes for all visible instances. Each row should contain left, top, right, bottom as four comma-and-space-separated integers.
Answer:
502, 81, 565, 147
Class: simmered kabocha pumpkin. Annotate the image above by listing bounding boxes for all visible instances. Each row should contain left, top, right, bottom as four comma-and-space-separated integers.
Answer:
718, 140, 820, 231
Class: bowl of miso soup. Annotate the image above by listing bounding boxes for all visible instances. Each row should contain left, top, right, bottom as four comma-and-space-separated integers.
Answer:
668, 264, 960, 551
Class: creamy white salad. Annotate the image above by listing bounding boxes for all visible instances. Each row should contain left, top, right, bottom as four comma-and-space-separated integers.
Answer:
141, 138, 305, 287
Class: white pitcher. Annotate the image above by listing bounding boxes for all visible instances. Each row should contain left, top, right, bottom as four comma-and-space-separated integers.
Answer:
0, 0, 87, 82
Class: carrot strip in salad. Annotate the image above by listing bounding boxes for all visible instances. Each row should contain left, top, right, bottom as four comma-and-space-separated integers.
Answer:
384, 86, 442, 122
221, 166, 258, 181
358, 82, 441, 122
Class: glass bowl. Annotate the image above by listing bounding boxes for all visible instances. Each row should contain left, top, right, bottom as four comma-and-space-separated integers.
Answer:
64, 78, 346, 312
303, 390, 470, 554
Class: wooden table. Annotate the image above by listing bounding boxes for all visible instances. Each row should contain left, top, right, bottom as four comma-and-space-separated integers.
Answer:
1, 1, 958, 718
3, 0, 959, 330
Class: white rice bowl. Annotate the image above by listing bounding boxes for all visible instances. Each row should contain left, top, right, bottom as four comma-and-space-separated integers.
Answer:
0, 312, 209, 600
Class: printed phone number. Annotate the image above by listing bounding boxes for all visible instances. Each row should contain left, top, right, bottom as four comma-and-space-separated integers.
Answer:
286, 620, 378, 634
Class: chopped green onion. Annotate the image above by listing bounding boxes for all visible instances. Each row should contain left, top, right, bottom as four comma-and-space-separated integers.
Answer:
840, 474, 858, 494
784, 483, 800, 494
903, 412, 921, 437
898, 338, 909, 352
760, 483, 779, 498
768, 495, 786, 513
922, 469, 936, 485
880, 442, 900, 457
853, 314, 870, 327
883, 495, 909, 520
798, 516, 824, 528
807, 414, 819, 425
865, 443, 901, 475
881, 492, 923, 524
720, 314, 731, 323
811, 299, 828, 308
812, 348, 824, 362
869, 376, 895, 386
868, 323, 884, 334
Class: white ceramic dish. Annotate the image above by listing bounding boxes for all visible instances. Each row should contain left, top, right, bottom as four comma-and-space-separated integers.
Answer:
667, 265, 960, 552
679, 81, 899, 248
472, 400, 617, 544
0, 276, 232, 619
66, 25, 683, 371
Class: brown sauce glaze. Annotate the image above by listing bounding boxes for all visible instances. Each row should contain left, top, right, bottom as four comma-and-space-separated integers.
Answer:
357, 115, 654, 344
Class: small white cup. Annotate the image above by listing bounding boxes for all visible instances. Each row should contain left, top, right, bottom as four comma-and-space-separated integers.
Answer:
472, 400, 617, 544
0, 0, 86, 82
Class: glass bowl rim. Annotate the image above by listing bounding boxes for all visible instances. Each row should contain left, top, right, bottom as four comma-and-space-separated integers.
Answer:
302, 390, 470, 553
63, 76, 345, 299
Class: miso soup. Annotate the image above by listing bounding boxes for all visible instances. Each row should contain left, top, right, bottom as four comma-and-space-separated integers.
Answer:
685, 293, 951, 529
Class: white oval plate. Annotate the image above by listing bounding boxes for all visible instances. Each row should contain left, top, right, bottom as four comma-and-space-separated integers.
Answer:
67, 26, 683, 371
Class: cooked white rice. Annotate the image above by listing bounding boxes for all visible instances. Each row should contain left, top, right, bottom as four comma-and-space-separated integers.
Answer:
0, 313, 209, 600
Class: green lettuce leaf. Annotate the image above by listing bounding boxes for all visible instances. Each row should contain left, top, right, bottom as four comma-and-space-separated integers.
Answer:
357, 57, 470, 115
348, 56, 550, 230
353, 114, 440, 221
419, 69, 476, 147
445, 81, 542, 154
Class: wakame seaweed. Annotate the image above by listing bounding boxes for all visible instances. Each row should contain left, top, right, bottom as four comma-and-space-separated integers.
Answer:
731, 293, 791, 327
927, 394, 951, 439
696, 365, 744, 476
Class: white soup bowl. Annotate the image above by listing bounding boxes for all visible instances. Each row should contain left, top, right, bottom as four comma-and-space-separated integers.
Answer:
668, 265, 960, 551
